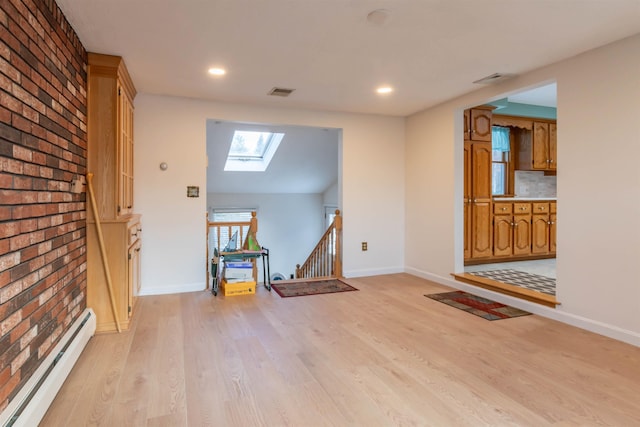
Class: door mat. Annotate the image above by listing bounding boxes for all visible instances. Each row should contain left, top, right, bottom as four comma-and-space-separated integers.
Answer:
272, 279, 358, 298
425, 291, 531, 321
468, 269, 556, 295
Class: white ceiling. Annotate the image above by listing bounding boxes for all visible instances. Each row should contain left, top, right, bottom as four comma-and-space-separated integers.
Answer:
206, 122, 339, 194
56, 1, 637, 194
57, 0, 640, 117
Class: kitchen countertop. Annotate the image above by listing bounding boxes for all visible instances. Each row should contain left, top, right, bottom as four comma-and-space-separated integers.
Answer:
493, 197, 557, 201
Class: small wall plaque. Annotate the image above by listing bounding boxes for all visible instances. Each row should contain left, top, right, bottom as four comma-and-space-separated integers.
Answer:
187, 186, 199, 197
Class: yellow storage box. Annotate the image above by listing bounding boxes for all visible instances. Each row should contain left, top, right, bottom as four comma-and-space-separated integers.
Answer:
221, 280, 256, 296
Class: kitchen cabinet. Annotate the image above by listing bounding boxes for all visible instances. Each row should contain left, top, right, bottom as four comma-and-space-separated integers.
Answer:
549, 202, 557, 253
492, 202, 532, 258
531, 202, 550, 254
512, 203, 532, 256
517, 120, 557, 171
463, 106, 494, 260
493, 203, 513, 257
87, 53, 141, 333
464, 107, 493, 141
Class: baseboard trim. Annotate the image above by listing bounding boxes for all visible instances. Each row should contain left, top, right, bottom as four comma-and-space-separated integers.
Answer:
406, 267, 640, 348
0, 308, 96, 427
138, 281, 205, 296
344, 266, 404, 278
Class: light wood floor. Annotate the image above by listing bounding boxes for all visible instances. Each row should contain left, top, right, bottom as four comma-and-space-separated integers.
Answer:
42, 274, 640, 426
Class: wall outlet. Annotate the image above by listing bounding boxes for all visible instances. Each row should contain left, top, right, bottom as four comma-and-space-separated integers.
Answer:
361, 242, 368, 251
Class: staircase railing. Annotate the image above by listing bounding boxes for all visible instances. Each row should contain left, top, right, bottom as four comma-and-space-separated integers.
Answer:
206, 211, 257, 289
296, 209, 342, 279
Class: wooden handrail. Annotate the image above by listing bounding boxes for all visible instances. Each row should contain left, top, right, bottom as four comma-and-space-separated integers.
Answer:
206, 212, 256, 289
296, 209, 342, 279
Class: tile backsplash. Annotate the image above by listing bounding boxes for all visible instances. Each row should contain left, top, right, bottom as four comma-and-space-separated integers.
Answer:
514, 171, 557, 198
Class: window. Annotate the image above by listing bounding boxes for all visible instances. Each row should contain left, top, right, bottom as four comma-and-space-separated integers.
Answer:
491, 126, 511, 196
224, 130, 284, 171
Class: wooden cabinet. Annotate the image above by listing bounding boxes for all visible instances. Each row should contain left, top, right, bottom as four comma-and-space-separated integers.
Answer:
513, 203, 532, 256
463, 107, 494, 260
88, 215, 141, 333
493, 203, 513, 257
531, 202, 550, 254
87, 53, 140, 333
492, 202, 532, 258
465, 107, 493, 141
87, 53, 137, 220
517, 120, 557, 171
469, 141, 493, 259
549, 202, 557, 253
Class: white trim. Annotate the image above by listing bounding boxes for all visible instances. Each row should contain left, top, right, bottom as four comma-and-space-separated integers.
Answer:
0, 308, 96, 427
138, 281, 205, 296
344, 266, 404, 278
406, 267, 640, 348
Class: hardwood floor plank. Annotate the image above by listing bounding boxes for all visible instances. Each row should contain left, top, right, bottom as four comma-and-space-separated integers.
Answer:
42, 274, 640, 426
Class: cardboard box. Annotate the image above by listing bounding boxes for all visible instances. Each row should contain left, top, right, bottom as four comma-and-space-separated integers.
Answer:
220, 280, 256, 296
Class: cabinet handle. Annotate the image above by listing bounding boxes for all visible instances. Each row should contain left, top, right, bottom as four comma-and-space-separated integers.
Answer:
501, 207, 507, 211
539, 207, 544, 210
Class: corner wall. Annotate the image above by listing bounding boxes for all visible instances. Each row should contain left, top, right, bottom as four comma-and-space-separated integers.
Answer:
405, 34, 640, 345
0, 0, 87, 408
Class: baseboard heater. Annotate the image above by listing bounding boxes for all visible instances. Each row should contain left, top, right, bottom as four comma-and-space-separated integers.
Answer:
0, 308, 96, 427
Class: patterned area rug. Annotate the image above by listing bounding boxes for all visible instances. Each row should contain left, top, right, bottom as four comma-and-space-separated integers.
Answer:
467, 269, 556, 295
426, 291, 531, 321
272, 279, 358, 298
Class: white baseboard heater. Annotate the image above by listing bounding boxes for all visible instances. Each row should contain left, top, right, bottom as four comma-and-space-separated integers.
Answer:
0, 308, 96, 427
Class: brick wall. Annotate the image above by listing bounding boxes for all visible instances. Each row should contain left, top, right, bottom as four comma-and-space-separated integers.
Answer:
0, 0, 87, 410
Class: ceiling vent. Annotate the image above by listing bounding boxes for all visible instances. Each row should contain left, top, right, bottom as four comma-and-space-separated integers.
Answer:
473, 73, 516, 85
268, 87, 295, 97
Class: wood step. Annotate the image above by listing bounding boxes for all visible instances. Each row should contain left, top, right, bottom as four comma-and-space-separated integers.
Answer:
451, 272, 559, 308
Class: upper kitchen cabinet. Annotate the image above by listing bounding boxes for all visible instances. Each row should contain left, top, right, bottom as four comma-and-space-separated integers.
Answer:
87, 53, 137, 220
516, 119, 557, 172
464, 107, 493, 142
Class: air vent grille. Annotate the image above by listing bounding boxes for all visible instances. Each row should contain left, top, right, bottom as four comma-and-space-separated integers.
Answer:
473, 73, 516, 85
268, 87, 295, 97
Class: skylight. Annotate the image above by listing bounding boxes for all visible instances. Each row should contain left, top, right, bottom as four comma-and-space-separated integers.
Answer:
224, 130, 284, 172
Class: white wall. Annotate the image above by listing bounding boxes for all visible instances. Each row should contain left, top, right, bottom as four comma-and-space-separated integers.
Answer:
405, 34, 640, 346
135, 97, 406, 294
208, 192, 324, 280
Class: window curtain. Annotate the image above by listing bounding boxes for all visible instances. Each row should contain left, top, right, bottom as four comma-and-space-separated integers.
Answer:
492, 126, 510, 152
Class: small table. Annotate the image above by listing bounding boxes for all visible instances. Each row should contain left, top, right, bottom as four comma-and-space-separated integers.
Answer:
212, 247, 271, 296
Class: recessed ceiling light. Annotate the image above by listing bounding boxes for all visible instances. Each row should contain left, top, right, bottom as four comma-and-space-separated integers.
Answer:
376, 86, 393, 94
208, 67, 226, 76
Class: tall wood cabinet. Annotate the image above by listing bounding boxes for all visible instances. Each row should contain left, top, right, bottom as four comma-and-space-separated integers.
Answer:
464, 106, 494, 260
86, 53, 141, 333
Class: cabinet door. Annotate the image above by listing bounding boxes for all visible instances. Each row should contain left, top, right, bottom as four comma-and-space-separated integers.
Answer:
549, 123, 557, 170
549, 212, 557, 253
493, 215, 513, 257
463, 142, 472, 260
471, 142, 492, 200
532, 122, 549, 169
118, 84, 134, 217
470, 108, 492, 142
532, 213, 550, 254
464, 109, 470, 141
513, 214, 531, 255
472, 202, 492, 258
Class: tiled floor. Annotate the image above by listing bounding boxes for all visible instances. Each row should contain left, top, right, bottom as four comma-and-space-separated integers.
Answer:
465, 258, 556, 279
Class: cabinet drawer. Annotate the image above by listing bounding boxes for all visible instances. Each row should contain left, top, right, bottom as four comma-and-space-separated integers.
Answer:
513, 203, 531, 214
128, 221, 142, 246
532, 202, 550, 213
493, 203, 512, 214
550, 202, 557, 214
